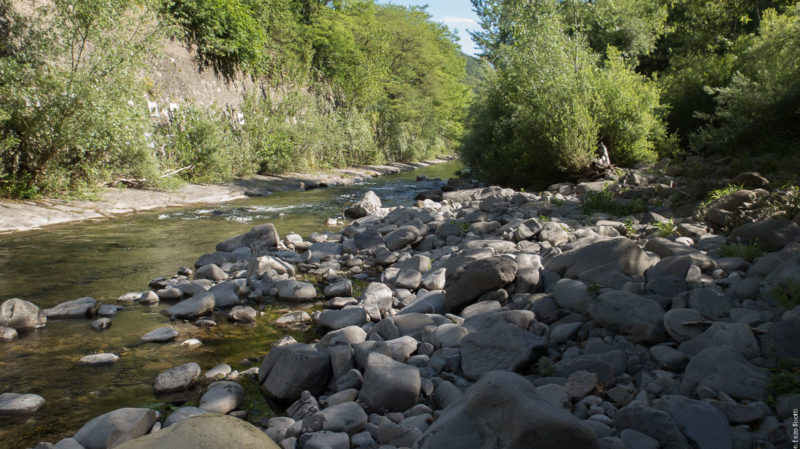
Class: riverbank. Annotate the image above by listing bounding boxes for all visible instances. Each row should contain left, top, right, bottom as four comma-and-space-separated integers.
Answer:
0, 159, 451, 234
3, 159, 800, 448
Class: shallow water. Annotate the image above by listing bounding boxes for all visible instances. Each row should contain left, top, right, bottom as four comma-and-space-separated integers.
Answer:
0, 161, 462, 448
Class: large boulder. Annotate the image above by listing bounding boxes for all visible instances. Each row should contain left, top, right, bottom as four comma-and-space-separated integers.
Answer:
614, 403, 689, 449
0, 298, 46, 329
164, 294, 215, 319
259, 343, 331, 402
445, 257, 518, 312
680, 346, 768, 401
653, 395, 732, 449
460, 322, 547, 381
45, 297, 96, 319
358, 352, 420, 412
729, 218, 800, 252
154, 363, 202, 395
345, 191, 382, 219
678, 322, 760, 359
588, 291, 667, 344
199, 381, 244, 415
73, 408, 157, 449
114, 414, 280, 449
545, 238, 652, 283
416, 370, 599, 449
216, 223, 280, 254
644, 238, 717, 271
384, 226, 422, 251
276, 279, 317, 302
302, 401, 368, 435
762, 317, 800, 364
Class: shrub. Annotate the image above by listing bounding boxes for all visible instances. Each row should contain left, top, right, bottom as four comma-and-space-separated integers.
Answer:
719, 242, 763, 262
582, 189, 648, 217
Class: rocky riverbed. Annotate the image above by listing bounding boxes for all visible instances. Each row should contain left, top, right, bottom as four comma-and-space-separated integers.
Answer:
2, 159, 800, 449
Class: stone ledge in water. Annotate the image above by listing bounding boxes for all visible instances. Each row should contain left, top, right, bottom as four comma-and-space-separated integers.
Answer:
45, 297, 96, 319
0, 393, 45, 415
140, 326, 178, 343
78, 353, 119, 366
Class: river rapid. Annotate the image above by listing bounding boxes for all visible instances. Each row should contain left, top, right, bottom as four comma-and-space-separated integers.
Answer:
0, 161, 461, 448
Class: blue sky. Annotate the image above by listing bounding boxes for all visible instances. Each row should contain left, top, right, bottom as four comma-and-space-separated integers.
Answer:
378, 1, 481, 56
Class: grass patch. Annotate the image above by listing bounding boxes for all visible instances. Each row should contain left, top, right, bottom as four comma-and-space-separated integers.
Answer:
701, 184, 745, 208
771, 280, 800, 309
719, 242, 763, 262
768, 366, 800, 405
582, 190, 648, 217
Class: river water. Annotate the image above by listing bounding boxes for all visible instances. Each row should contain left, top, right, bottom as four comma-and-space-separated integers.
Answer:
0, 161, 461, 448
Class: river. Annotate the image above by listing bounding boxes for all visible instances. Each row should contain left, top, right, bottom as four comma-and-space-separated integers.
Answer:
0, 160, 461, 448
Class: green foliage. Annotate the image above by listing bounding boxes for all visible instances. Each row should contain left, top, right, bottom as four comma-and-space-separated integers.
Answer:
623, 218, 637, 237
771, 280, 800, 310
582, 189, 648, 217
0, 0, 163, 197
691, 5, 800, 155
719, 242, 763, 262
655, 218, 675, 237
536, 356, 557, 377
462, 0, 667, 189
768, 366, 800, 404
701, 184, 744, 208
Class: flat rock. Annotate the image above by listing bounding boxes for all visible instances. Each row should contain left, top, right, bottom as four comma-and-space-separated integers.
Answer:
460, 321, 547, 380
588, 291, 666, 344
730, 218, 800, 252
114, 414, 280, 449
45, 297, 96, 319
73, 408, 157, 449
276, 279, 317, 302
416, 370, 599, 449
154, 362, 202, 395
0, 393, 45, 415
78, 353, 120, 366
654, 395, 732, 449
141, 326, 178, 343
663, 308, 705, 343
317, 307, 368, 330
545, 237, 652, 280
199, 381, 244, 414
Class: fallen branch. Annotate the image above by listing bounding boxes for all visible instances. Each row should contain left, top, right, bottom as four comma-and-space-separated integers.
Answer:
160, 164, 194, 178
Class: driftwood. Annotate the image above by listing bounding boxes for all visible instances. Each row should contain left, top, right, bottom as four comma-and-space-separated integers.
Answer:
160, 164, 194, 178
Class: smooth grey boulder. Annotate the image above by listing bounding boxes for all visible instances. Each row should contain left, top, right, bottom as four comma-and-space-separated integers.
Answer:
688, 287, 733, 320
460, 321, 547, 380
445, 256, 518, 312
276, 279, 317, 302
614, 403, 688, 449
0, 393, 45, 415
588, 291, 667, 344
354, 336, 418, 366
644, 238, 717, 271
259, 343, 331, 402
416, 370, 599, 449
298, 431, 349, 449
199, 381, 244, 414
315, 326, 367, 351
203, 364, 232, 381
359, 282, 393, 318
216, 223, 280, 254
654, 395, 731, 449
52, 438, 83, 449
552, 278, 591, 313
45, 297, 96, 319
78, 353, 120, 366
384, 225, 422, 250
0, 325, 18, 341
762, 317, 800, 364
354, 229, 385, 251
420, 267, 446, 290
194, 264, 227, 281
398, 290, 446, 315
382, 267, 422, 290
114, 414, 280, 449
163, 407, 209, 427
248, 255, 295, 278
545, 237, 652, 279
153, 362, 202, 395
73, 408, 157, 449
649, 345, 688, 372
206, 280, 243, 308
663, 308, 705, 343
358, 352, 420, 412
164, 294, 215, 319
140, 326, 178, 343
228, 305, 257, 323
678, 322, 760, 359
302, 401, 367, 435
680, 346, 768, 401
317, 307, 368, 330
324, 279, 352, 298
345, 190, 381, 219
1, 299, 46, 330
730, 218, 800, 252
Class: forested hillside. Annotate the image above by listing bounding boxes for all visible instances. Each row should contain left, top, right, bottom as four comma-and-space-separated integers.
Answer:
0, 0, 469, 197
462, 0, 800, 188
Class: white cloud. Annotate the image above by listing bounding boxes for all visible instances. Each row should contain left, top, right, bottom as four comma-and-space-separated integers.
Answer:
441, 16, 479, 29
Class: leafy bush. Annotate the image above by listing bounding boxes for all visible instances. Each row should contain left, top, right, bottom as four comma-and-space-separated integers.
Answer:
655, 218, 676, 237
719, 242, 763, 262
582, 189, 648, 217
